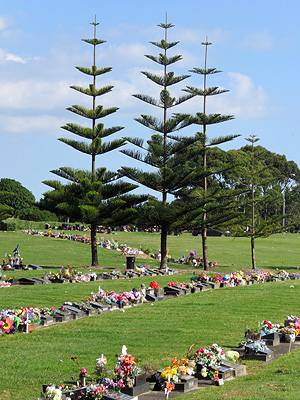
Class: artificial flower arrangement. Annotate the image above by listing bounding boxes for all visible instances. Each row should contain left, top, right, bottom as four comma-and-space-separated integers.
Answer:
195, 273, 210, 283
280, 324, 299, 340
211, 274, 223, 283
150, 281, 159, 289
0, 272, 11, 287
112, 346, 141, 385
260, 320, 281, 336
159, 357, 195, 395
224, 350, 240, 363
0, 306, 41, 334
194, 344, 225, 379
91, 287, 143, 307
168, 281, 180, 287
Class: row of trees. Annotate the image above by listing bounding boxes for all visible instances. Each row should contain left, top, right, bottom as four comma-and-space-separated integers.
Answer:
2, 17, 300, 270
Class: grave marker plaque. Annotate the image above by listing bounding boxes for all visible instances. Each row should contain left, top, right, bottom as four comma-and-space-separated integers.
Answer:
174, 376, 198, 392
90, 302, 110, 313
103, 391, 138, 400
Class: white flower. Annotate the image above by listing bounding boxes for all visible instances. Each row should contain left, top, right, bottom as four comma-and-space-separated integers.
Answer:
173, 374, 179, 383
186, 367, 194, 376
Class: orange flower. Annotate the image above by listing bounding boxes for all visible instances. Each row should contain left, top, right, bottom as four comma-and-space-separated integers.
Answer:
181, 358, 189, 365
166, 382, 175, 392
172, 357, 179, 367
178, 365, 188, 374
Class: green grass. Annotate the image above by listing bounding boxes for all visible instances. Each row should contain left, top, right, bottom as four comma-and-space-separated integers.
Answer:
1, 230, 300, 271
2, 231, 300, 399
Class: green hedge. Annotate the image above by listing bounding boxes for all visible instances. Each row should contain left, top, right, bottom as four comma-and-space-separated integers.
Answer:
0, 218, 59, 231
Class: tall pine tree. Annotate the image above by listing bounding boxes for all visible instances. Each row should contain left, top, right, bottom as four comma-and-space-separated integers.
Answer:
120, 15, 198, 268
43, 17, 143, 266
179, 38, 240, 270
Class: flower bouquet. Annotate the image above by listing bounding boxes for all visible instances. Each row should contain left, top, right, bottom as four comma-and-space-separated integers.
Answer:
281, 325, 298, 342
194, 344, 225, 379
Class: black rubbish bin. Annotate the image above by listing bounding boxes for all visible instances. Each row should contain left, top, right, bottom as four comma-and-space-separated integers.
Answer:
126, 256, 135, 269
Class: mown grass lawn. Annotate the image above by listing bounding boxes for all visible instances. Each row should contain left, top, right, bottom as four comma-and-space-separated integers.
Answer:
1, 230, 300, 271
1, 231, 300, 399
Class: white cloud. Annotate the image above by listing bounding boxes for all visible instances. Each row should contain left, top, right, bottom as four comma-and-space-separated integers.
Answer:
0, 48, 26, 63
6, 52, 26, 63
0, 114, 66, 134
220, 72, 269, 119
0, 79, 73, 109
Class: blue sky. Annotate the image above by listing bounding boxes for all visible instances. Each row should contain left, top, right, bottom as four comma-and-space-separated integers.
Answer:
1, 0, 300, 200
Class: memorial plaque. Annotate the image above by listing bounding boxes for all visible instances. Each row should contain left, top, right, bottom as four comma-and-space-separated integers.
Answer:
210, 365, 233, 381
18, 278, 37, 285
145, 293, 158, 302
40, 315, 55, 326
103, 391, 138, 400
84, 306, 98, 316
164, 286, 183, 296
63, 305, 86, 319
121, 382, 149, 396
174, 376, 198, 392
90, 302, 110, 313
262, 332, 281, 346
221, 360, 247, 377
102, 273, 115, 280
8, 278, 19, 286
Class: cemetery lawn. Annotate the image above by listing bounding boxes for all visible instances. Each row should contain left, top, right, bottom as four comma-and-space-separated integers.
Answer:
2, 230, 300, 399
1, 230, 300, 271
1, 278, 300, 399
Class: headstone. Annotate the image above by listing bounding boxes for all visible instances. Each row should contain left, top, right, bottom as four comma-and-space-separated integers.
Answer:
53, 309, 73, 322
174, 376, 198, 392
84, 306, 98, 316
103, 392, 138, 400
121, 382, 149, 396
90, 302, 110, 313
209, 365, 233, 381
28, 264, 43, 270
154, 287, 164, 299
244, 343, 274, 361
163, 286, 183, 296
40, 315, 55, 326
261, 332, 281, 346
221, 360, 247, 377
33, 277, 51, 284
63, 305, 87, 319
8, 278, 19, 286
18, 278, 38, 285
146, 293, 158, 302
102, 272, 114, 280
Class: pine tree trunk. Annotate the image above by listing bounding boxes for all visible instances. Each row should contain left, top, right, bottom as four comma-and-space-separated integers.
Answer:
160, 223, 168, 269
251, 236, 256, 269
91, 223, 98, 266
202, 227, 209, 270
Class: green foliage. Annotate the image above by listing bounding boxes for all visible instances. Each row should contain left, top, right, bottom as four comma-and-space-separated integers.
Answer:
0, 179, 35, 214
0, 217, 56, 231
120, 18, 199, 267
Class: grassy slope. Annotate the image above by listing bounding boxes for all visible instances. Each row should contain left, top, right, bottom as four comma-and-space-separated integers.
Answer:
1, 230, 300, 270
1, 231, 300, 399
